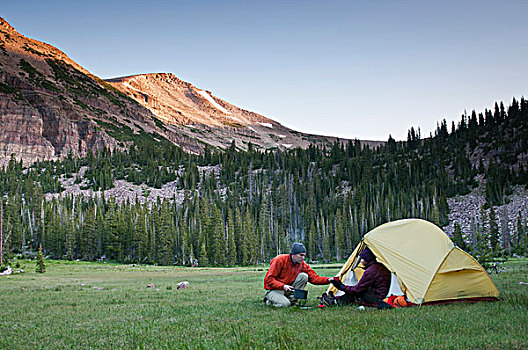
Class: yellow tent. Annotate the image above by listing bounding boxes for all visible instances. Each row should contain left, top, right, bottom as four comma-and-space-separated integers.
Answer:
327, 219, 499, 304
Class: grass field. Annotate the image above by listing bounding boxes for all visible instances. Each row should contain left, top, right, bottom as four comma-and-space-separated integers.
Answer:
1, 259, 527, 349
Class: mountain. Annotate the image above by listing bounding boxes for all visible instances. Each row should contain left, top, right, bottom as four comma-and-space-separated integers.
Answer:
0, 17, 195, 167
0, 17, 376, 167
106, 73, 334, 151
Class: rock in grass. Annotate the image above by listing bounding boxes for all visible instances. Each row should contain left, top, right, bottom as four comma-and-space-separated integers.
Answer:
177, 281, 189, 289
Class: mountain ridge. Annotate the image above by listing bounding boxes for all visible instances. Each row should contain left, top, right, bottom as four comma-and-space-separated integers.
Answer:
105, 72, 354, 151
0, 17, 375, 167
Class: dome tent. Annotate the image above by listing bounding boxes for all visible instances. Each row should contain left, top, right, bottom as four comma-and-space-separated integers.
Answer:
327, 219, 499, 305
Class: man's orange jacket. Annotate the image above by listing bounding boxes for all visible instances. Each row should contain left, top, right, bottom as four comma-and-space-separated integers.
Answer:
264, 254, 330, 290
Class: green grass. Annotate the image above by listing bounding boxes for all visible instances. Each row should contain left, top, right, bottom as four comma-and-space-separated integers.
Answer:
1, 259, 527, 349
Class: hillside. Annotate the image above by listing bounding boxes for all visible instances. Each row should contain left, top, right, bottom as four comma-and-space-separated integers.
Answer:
106, 74, 367, 152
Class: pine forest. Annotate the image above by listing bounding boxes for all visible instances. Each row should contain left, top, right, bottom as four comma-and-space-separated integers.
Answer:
1, 98, 527, 267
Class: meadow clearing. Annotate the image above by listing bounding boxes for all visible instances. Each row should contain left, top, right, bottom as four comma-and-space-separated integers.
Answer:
1, 259, 527, 349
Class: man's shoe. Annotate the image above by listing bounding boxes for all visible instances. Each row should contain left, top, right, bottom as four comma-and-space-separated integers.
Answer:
321, 292, 337, 306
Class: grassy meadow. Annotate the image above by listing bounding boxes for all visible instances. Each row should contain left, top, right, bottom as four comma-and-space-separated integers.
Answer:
1, 259, 527, 349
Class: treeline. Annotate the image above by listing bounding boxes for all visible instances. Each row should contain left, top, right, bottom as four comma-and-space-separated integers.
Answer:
1, 97, 527, 266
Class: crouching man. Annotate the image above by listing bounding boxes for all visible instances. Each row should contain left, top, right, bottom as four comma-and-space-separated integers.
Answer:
264, 243, 331, 307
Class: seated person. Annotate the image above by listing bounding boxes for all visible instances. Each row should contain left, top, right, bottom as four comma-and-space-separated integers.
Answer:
329, 247, 391, 306
264, 243, 331, 307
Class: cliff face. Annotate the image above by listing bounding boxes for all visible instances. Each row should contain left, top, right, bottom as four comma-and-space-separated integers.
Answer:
0, 17, 204, 166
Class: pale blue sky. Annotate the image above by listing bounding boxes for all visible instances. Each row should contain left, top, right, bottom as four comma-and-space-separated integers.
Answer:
3, 1, 527, 140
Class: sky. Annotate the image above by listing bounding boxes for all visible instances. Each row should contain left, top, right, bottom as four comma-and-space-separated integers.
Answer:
2, 0, 527, 141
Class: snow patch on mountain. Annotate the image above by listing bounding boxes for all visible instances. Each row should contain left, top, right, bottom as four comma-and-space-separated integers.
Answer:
152, 111, 168, 121
227, 115, 244, 123
196, 89, 231, 114
123, 82, 145, 94
259, 122, 273, 128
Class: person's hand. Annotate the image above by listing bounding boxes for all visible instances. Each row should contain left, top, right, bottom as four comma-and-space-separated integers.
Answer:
283, 284, 294, 292
330, 277, 345, 291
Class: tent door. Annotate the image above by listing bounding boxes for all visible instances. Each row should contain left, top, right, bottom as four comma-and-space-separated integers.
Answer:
386, 273, 404, 297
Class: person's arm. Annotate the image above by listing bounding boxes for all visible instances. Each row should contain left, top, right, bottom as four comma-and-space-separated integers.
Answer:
303, 263, 331, 285
341, 267, 376, 295
264, 258, 286, 290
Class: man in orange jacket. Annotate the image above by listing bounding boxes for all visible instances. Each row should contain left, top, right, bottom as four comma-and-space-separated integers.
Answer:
264, 243, 332, 307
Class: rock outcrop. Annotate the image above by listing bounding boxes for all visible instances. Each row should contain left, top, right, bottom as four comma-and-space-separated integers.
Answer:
444, 182, 528, 245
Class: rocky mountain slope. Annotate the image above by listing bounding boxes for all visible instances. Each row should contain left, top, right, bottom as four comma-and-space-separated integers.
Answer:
444, 179, 528, 242
0, 17, 202, 167
0, 17, 377, 167
106, 73, 339, 151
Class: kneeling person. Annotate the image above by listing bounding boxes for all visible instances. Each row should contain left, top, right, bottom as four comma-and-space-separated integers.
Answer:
264, 243, 331, 307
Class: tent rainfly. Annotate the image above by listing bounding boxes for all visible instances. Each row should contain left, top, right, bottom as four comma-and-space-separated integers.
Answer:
327, 218, 499, 305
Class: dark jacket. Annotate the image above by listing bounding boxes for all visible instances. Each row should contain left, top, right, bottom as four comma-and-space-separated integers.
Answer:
342, 262, 391, 299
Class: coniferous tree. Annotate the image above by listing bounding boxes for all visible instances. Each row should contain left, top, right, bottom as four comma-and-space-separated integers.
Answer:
198, 241, 208, 266
305, 220, 317, 260
36, 244, 45, 273
81, 206, 97, 261
488, 206, 500, 252
210, 205, 225, 266
452, 222, 467, 251
158, 201, 175, 265
226, 209, 236, 266
334, 210, 345, 261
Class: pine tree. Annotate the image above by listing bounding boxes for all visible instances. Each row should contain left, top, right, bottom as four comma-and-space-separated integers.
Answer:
65, 229, 75, 261
306, 220, 317, 260
36, 244, 45, 273
243, 208, 256, 264
158, 201, 174, 265
226, 209, 236, 266
452, 222, 467, 251
472, 229, 494, 271
198, 241, 208, 266
516, 212, 527, 256
334, 210, 345, 261
488, 206, 500, 252
81, 206, 97, 261
321, 215, 330, 263
210, 205, 225, 266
